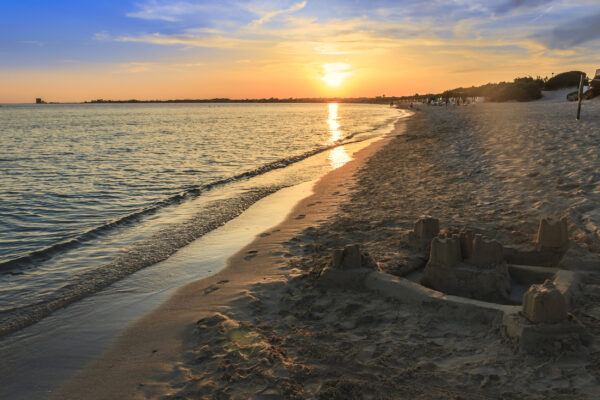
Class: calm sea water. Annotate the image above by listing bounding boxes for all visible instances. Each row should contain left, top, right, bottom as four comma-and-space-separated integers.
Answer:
0, 102, 404, 330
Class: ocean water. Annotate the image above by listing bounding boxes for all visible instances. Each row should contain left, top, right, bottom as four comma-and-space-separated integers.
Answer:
0, 102, 405, 332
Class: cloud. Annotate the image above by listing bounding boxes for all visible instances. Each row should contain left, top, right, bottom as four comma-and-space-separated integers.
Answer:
533, 12, 600, 49
119, 62, 154, 73
19, 40, 45, 46
249, 1, 307, 25
493, 0, 554, 15
117, 32, 258, 48
126, 1, 207, 21
93, 32, 110, 41
112, 0, 598, 76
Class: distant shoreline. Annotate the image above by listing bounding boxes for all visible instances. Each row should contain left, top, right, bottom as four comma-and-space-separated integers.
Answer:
2, 96, 415, 106
12, 97, 403, 105
84, 97, 397, 104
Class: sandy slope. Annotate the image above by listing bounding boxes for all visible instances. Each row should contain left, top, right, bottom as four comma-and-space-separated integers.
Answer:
538, 88, 576, 102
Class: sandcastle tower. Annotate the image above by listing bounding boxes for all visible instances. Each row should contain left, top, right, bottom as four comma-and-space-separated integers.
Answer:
421, 220, 511, 302
522, 280, 568, 323
536, 216, 569, 249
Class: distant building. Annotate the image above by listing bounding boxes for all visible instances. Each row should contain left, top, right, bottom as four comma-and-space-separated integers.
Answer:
36, 98, 43, 104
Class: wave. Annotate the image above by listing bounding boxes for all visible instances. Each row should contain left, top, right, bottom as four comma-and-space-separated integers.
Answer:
0, 187, 281, 337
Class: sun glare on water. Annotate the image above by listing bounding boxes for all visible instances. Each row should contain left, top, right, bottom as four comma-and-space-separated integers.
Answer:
327, 103, 351, 169
321, 62, 352, 87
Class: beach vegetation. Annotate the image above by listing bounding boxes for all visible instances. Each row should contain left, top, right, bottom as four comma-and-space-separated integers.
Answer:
441, 76, 543, 102
544, 71, 587, 90
487, 79, 543, 102
435, 70, 592, 102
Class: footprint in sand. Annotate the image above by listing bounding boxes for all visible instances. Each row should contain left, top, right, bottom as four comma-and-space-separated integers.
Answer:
244, 250, 258, 260
217, 280, 229, 285
295, 214, 306, 220
202, 285, 219, 295
259, 232, 271, 237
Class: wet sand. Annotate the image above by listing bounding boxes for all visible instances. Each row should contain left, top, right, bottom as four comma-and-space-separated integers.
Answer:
58, 103, 600, 399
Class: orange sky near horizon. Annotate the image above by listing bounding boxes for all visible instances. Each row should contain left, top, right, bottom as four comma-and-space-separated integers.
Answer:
3, 55, 596, 103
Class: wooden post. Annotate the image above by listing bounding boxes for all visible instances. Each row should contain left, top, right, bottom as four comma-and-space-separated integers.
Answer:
576, 73, 585, 120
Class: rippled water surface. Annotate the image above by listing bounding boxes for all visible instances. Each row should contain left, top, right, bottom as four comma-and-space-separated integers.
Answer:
0, 102, 402, 325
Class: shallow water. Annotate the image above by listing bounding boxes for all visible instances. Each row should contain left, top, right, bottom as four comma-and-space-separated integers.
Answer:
0, 102, 405, 331
0, 179, 316, 400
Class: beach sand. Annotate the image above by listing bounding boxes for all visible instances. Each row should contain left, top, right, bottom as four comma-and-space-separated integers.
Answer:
57, 103, 600, 399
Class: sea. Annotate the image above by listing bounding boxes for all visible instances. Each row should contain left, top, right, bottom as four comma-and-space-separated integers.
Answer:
0, 102, 405, 332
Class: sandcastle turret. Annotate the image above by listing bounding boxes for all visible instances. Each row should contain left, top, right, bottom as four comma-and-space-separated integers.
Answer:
459, 229, 473, 260
332, 244, 362, 270
470, 234, 504, 267
428, 234, 461, 266
413, 216, 440, 244
522, 280, 568, 323
422, 227, 511, 302
319, 244, 379, 288
536, 216, 568, 249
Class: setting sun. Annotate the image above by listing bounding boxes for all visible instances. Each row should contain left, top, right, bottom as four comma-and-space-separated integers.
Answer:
321, 62, 353, 87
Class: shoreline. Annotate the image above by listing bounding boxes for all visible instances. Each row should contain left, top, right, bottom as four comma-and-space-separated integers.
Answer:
54, 115, 404, 399
0, 105, 404, 339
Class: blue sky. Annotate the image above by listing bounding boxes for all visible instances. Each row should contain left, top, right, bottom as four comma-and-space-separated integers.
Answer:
1, 0, 599, 101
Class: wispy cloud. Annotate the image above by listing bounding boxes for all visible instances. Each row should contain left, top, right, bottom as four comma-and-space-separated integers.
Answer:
118, 62, 154, 73
247, 1, 307, 25
532, 12, 600, 49
19, 40, 44, 46
93, 32, 110, 41
492, 0, 555, 15
126, 1, 207, 21
102, 0, 600, 82
117, 32, 260, 48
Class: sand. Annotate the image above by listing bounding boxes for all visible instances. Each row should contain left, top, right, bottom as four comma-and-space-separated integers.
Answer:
538, 88, 576, 103
57, 103, 600, 399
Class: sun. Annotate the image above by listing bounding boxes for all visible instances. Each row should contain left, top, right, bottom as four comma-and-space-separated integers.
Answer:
321, 62, 352, 87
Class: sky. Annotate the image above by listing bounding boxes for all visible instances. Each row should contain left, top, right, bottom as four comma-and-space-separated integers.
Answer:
1, 0, 599, 102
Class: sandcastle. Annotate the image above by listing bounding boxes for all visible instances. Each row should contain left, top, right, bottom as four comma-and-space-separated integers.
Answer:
406, 216, 439, 248
421, 227, 511, 302
317, 215, 589, 354
318, 244, 379, 288
503, 279, 588, 354
504, 215, 575, 267
331, 244, 378, 270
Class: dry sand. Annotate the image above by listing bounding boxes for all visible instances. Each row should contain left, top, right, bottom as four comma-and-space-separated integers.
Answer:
58, 103, 600, 399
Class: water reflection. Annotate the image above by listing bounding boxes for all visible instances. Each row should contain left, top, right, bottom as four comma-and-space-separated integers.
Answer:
327, 103, 351, 169
328, 103, 342, 144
